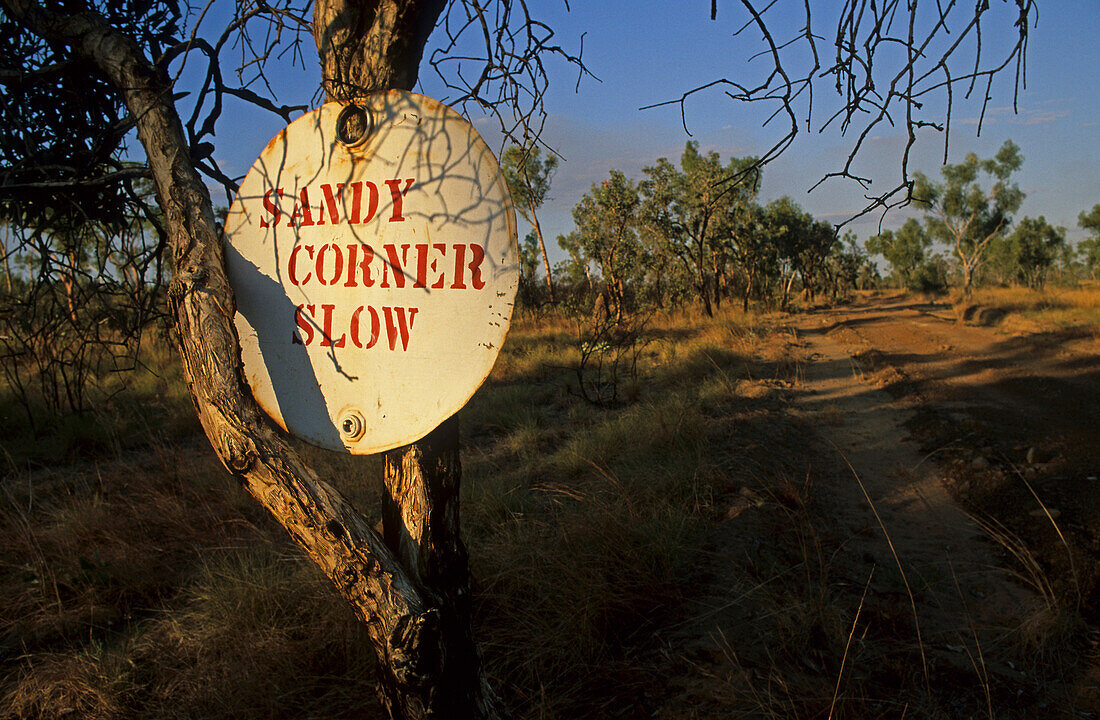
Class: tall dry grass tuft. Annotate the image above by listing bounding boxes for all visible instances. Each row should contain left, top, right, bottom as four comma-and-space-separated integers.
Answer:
0, 431, 383, 719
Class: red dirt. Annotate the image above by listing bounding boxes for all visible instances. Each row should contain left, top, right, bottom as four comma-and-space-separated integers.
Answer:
791, 293, 1100, 710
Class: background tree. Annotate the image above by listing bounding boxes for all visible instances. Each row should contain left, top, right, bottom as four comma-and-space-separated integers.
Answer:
1001, 216, 1066, 289
571, 170, 643, 316
866, 218, 934, 291
752, 197, 834, 311
515, 229, 542, 305
1079, 204, 1100, 280
822, 231, 876, 300
501, 143, 558, 303
728, 203, 780, 311
913, 140, 1025, 296
555, 230, 594, 295
639, 142, 758, 316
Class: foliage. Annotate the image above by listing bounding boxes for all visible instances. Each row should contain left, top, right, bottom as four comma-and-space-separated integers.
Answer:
1079, 204, 1100, 279
912, 140, 1025, 294
823, 232, 878, 300
501, 144, 558, 215
570, 170, 644, 314
0, 196, 166, 423
515, 230, 542, 304
999, 216, 1066, 289
866, 219, 934, 290
0, 1, 178, 229
639, 142, 760, 316
0, 2, 179, 418
753, 197, 836, 310
501, 144, 559, 303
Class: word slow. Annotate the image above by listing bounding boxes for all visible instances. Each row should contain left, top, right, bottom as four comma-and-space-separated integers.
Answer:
294, 304, 418, 352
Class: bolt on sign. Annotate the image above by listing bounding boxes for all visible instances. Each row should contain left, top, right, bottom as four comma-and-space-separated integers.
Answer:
224, 91, 519, 454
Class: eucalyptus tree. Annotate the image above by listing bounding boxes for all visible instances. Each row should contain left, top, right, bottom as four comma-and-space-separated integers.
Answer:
752, 197, 834, 311
866, 218, 935, 290
726, 202, 777, 310
1079, 204, 1100, 279
639, 142, 758, 316
1001, 216, 1066, 289
501, 143, 558, 303
571, 170, 642, 315
913, 140, 1025, 296
824, 232, 875, 300
515, 229, 541, 304
555, 230, 594, 293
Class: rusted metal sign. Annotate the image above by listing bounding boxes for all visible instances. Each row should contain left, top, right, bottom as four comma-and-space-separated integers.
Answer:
224, 91, 518, 454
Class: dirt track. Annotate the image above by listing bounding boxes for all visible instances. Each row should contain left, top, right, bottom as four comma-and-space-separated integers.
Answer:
792, 307, 1032, 641
789, 294, 1100, 702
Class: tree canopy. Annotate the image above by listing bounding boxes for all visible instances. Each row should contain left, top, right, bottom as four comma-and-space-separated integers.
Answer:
913, 140, 1025, 295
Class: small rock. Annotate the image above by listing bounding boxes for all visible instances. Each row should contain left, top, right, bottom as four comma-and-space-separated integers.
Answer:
971, 456, 990, 469
726, 499, 750, 519
1026, 446, 1038, 464
739, 486, 766, 506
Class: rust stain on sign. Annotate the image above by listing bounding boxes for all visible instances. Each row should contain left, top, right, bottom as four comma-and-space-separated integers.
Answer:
224, 91, 519, 454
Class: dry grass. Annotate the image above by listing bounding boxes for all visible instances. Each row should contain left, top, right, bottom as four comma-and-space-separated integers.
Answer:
958, 285, 1100, 332
1, 301, 1094, 718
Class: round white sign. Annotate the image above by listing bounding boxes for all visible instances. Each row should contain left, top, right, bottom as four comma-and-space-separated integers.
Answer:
224, 91, 518, 454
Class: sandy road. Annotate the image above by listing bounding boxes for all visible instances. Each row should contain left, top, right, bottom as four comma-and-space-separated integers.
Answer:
788, 294, 1100, 706
793, 295, 1100, 551
788, 299, 1042, 649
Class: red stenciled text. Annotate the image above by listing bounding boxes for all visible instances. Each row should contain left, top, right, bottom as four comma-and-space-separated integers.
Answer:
260, 178, 415, 228
287, 241, 486, 291
294, 304, 418, 352
287, 242, 487, 352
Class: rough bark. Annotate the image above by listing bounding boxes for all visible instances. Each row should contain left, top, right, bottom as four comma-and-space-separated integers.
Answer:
381, 419, 498, 717
313, 0, 445, 103
2, 1, 497, 718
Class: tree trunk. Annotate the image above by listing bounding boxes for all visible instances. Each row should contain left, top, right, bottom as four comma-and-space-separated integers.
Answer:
1, 230, 11, 292
782, 270, 796, 311
312, 2, 504, 716
743, 264, 754, 312
381, 418, 496, 716
4, 1, 504, 717
711, 251, 722, 311
527, 197, 556, 303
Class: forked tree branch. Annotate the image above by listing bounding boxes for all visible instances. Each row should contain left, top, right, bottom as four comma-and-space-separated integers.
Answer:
0, 1, 450, 712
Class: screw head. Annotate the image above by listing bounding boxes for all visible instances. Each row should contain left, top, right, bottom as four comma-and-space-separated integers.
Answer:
338, 409, 366, 442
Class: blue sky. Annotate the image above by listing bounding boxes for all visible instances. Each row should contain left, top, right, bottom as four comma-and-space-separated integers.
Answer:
202, 1, 1100, 262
